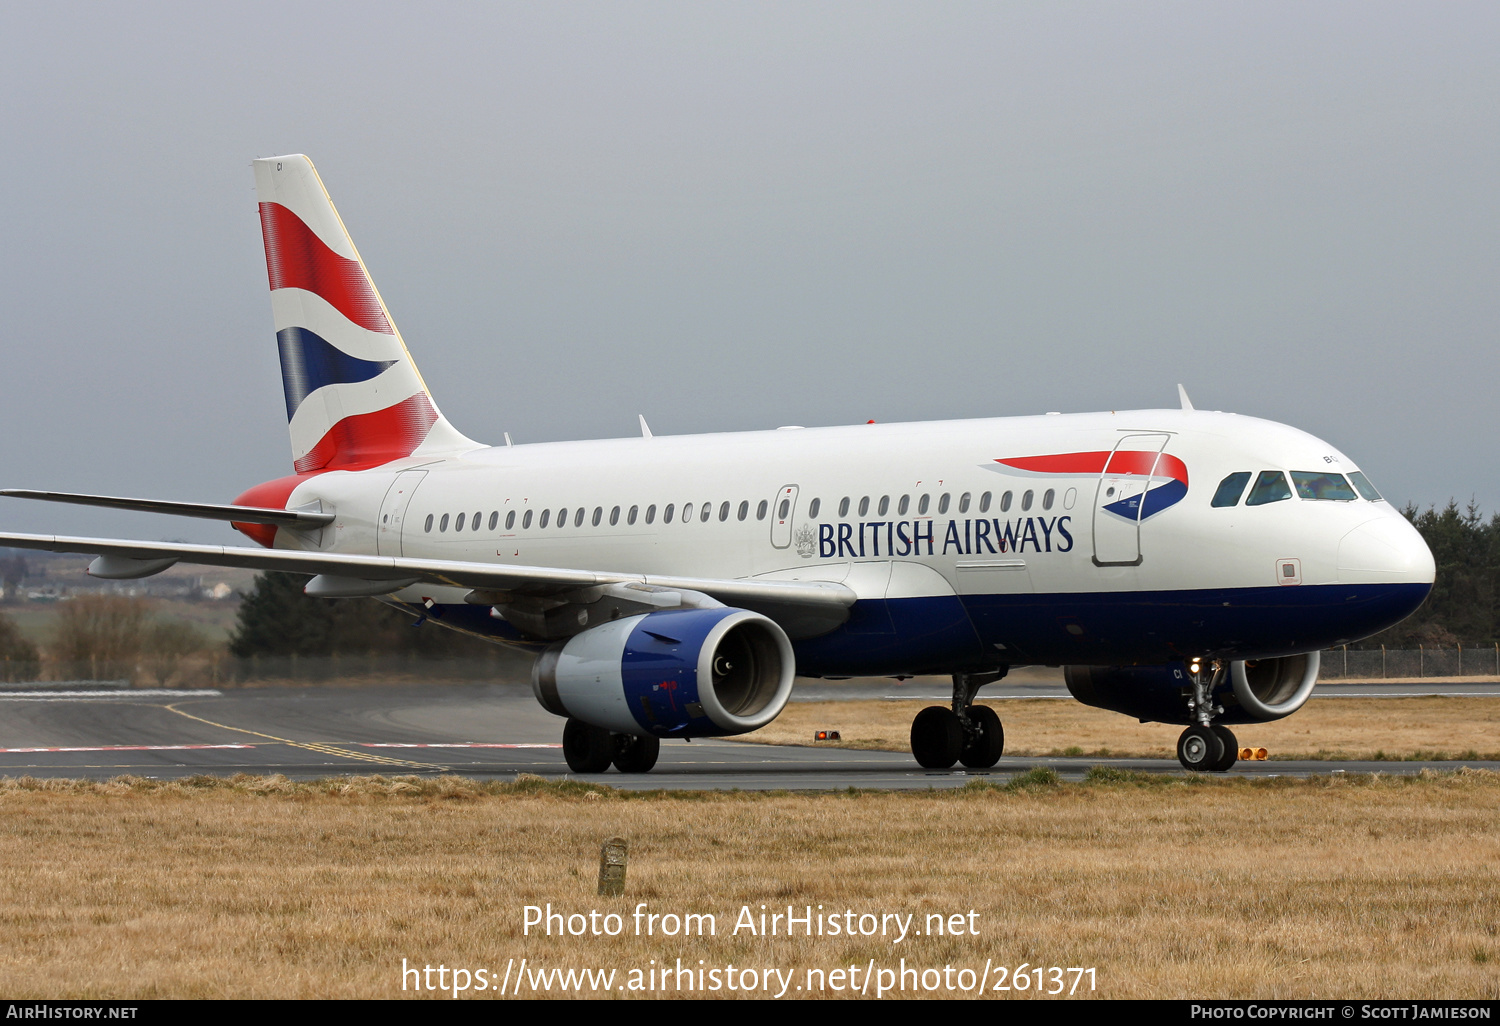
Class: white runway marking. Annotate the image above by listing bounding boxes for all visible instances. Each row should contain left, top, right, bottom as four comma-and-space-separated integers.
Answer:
358, 742, 562, 749
0, 743, 254, 753
0, 690, 224, 700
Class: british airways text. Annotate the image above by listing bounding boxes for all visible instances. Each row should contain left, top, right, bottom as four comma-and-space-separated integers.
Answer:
818, 518, 1074, 559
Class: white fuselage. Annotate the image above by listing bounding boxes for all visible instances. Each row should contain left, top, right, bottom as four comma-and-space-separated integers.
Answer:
271, 407, 1434, 674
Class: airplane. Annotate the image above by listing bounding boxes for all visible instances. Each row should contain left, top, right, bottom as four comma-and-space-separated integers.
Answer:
0, 154, 1435, 774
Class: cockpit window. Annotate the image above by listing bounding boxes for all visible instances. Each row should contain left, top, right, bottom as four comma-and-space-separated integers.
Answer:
1211, 472, 1252, 508
1245, 470, 1292, 506
1291, 472, 1358, 501
1347, 471, 1383, 502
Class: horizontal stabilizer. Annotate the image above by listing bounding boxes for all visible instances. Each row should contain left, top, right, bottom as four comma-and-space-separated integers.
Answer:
0, 490, 334, 528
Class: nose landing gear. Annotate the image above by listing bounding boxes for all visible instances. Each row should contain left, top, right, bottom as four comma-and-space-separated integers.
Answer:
1176, 661, 1238, 772
909, 669, 1007, 769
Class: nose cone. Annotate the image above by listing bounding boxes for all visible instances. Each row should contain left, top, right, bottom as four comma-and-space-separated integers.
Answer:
1333, 514, 1433, 641
1338, 515, 1436, 584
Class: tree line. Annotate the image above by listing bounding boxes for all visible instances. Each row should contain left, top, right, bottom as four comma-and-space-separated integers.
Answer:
0, 498, 1487, 675
1361, 501, 1500, 649
228, 572, 505, 659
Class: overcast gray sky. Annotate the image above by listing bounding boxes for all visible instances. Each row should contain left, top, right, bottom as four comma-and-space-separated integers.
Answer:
1, 2, 1495, 543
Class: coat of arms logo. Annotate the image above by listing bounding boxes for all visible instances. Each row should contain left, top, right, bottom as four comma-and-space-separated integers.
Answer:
794, 525, 816, 559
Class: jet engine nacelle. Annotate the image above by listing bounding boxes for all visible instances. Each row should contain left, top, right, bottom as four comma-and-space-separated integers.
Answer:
1063, 652, 1320, 725
531, 607, 796, 738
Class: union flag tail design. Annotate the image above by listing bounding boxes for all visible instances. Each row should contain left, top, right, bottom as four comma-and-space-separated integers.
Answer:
253, 155, 476, 473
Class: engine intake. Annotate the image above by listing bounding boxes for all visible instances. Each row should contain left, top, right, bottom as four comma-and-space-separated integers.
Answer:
532, 607, 795, 738
1229, 652, 1320, 720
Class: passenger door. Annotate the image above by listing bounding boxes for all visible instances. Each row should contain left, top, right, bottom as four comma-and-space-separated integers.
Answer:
377, 470, 428, 557
1092, 434, 1170, 566
769, 484, 799, 549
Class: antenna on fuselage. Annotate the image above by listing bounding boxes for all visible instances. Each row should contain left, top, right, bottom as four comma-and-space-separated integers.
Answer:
1177, 384, 1195, 411
638, 414, 653, 438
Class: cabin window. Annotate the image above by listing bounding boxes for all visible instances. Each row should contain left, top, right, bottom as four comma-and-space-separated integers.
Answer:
455, 512, 466, 531
778, 499, 791, 520
898, 495, 910, 515
556, 508, 567, 528
757, 500, 769, 521
504, 511, 514, 530
439, 513, 450, 532
1042, 489, 1055, 510
489, 511, 500, 530
663, 503, 674, 524
938, 493, 950, 514
592, 507, 603, 526
575, 508, 586, 527
958, 492, 971, 513
877, 495, 889, 516
804, 499, 817, 519
1021, 490, 1034, 512
1291, 472, 1358, 501
645, 504, 656, 524
1246, 471, 1293, 506
472, 511, 481, 531
424, 514, 433, 532
522, 510, 533, 529
609, 506, 620, 526
917, 494, 930, 514
702, 503, 713, 523
539, 510, 550, 528
838, 497, 850, 517
1348, 471, 1383, 501
717, 501, 729, 522
858, 496, 870, 517
979, 491, 992, 513
628, 505, 639, 525
681, 502, 693, 523
1212, 472, 1252, 508
999, 491, 1013, 512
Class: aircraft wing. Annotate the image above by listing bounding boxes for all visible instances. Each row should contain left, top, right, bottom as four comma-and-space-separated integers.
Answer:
0, 532, 855, 638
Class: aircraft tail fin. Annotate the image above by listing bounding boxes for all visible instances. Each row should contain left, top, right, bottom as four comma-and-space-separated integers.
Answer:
252, 155, 477, 474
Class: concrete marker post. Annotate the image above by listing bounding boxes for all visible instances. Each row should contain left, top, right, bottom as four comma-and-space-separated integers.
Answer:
598, 836, 627, 896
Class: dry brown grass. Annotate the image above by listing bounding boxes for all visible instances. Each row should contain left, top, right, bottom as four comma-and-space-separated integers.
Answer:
0, 772, 1497, 999
738, 696, 1500, 761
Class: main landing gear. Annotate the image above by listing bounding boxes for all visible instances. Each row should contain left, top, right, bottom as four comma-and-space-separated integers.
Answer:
910, 670, 1007, 769
562, 718, 661, 774
1175, 659, 1238, 772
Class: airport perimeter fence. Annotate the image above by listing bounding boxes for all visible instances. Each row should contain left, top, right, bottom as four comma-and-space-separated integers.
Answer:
0, 652, 532, 688
1316, 645, 1500, 680
1, 648, 1495, 687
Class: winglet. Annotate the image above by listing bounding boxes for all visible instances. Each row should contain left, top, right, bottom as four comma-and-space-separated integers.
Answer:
638, 414, 653, 439
1177, 384, 1195, 411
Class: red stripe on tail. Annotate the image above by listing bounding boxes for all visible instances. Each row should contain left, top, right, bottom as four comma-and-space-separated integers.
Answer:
259, 202, 393, 334
293, 393, 439, 474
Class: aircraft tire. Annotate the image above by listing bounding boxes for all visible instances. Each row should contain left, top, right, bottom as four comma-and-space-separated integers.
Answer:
563, 718, 614, 773
1176, 725, 1225, 772
959, 705, 1005, 768
911, 706, 963, 769
1209, 725, 1239, 772
612, 733, 661, 773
